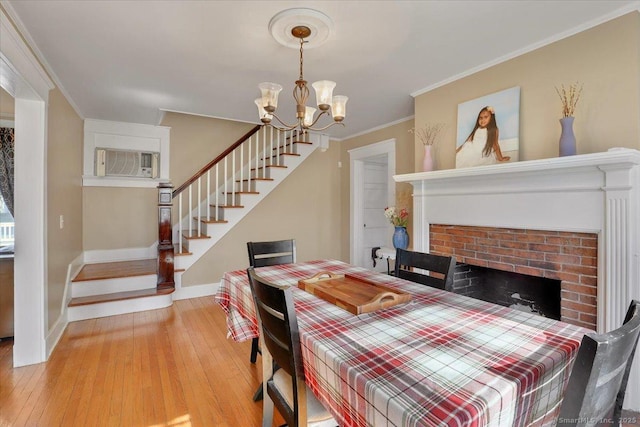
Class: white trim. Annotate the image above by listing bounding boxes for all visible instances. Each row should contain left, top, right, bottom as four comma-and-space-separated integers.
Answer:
83, 119, 170, 186
45, 312, 67, 359
337, 116, 413, 142
158, 108, 261, 126
0, 119, 14, 127
349, 139, 396, 267
411, 3, 640, 98
83, 247, 156, 264
172, 282, 218, 300
0, 7, 54, 101
82, 176, 170, 188
67, 293, 173, 322
0, 1, 83, 118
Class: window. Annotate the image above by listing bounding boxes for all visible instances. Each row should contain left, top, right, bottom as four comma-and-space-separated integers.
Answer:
0, 194, 13, 255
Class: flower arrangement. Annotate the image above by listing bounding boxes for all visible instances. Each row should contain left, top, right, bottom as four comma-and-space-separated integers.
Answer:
555, 82, 583, 118
384, 206, 409, 227
409, 123, 445, 146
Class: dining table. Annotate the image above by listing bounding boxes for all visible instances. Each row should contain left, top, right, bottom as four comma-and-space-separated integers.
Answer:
214, 259, 589, 427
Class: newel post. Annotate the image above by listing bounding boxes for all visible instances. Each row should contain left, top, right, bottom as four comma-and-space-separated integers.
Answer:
157, 182, 174, 290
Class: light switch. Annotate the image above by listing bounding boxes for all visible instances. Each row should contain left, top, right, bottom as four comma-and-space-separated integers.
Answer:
59, 215, 64, 229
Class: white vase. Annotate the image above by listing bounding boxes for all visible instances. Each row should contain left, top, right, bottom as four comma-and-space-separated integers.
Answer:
423, 145, 434, 172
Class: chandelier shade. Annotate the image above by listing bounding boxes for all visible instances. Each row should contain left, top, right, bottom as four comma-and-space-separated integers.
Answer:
256, 11, 347, 134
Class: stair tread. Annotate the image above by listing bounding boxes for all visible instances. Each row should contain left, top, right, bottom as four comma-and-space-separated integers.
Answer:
235, 178, 273, 182
210, 204, 244, 208
72, 259, 156, 282
182, 230, 210, 239
68, 287, 174, 307
224, 191, 259, 195
198, 219, 228, 224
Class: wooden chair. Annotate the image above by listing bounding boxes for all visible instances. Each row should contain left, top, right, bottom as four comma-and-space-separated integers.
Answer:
247, 239, 297, 364
247, 267, 337, 427
557, 300, 640, 427
394, 248, 456, 291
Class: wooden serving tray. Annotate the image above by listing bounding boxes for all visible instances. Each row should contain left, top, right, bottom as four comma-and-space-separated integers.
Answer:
298, 272, 411, 315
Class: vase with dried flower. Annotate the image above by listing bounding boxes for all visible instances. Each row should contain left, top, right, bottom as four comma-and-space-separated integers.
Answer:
555, 82, 583, 157
409, 123, 445, 172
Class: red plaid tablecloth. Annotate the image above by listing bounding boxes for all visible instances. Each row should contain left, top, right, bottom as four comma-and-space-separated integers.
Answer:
215, 260, 587, 427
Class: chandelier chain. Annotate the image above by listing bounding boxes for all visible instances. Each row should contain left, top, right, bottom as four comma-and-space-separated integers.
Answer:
299, 37, 305, 81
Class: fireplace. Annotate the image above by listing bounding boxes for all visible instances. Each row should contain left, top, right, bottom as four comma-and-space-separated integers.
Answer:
431, 224, 596, 329
453, 263, 561, 320
394, 148, 640, 410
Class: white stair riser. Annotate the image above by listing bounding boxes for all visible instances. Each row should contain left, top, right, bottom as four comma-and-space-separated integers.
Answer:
68, 293, 173, 322
71, 274, 157, 298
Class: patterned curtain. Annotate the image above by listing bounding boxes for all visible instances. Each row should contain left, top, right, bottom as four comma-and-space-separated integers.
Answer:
0, 127, 15, 217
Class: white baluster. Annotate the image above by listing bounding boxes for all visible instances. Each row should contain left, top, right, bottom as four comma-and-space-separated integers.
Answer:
269, 126, 274, 166
188, 185, 193, 237
215, 163, 219, 220
206, 170, 210, 222
178, 193, 183, 253
197, 177, 201, 236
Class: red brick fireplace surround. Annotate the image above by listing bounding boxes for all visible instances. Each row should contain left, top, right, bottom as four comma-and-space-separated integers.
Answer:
429, 224, 597, 330
394, 149, 640, 409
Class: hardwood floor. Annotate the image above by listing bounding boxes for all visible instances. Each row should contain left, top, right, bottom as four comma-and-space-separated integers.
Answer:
0, 297, 284, 427
1, 296, 639, 426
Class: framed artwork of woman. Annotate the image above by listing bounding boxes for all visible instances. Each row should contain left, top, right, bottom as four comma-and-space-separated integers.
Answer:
456, 87, 520, 169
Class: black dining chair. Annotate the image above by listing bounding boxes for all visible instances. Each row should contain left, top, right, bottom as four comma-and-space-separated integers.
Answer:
557, 299, 640, 426
247, 239, 297, 365
394, 248, 456, 291
247, 267, 337, 427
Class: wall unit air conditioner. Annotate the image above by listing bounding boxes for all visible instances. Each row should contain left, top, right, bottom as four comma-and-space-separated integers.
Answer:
95, 148, 159, 178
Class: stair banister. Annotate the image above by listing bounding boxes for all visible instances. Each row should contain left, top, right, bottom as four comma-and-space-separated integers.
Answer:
157, 124, 261, 288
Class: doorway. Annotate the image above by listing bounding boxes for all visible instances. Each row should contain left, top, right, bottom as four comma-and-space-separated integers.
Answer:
349, 139, 395, 271
1, 8, 54, 366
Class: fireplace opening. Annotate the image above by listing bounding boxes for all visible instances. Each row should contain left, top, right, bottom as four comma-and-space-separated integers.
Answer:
453, 263, 561, 320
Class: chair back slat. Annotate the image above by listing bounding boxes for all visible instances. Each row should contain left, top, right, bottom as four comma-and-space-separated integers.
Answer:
394, 248, 456, 290
247, 239, 296, 267
557, 300, 640, 426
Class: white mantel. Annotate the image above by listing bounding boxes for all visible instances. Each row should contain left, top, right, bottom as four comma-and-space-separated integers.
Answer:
395, 148, 640, 410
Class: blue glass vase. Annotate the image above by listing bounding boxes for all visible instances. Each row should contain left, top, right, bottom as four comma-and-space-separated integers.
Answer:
392, 226, 409, 250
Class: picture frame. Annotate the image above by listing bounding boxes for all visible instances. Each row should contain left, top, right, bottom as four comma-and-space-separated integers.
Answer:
456, 86, 520, 168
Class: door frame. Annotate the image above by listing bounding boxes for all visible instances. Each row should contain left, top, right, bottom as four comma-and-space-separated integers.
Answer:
349, 139, 396, 267
1, 7, 54, 366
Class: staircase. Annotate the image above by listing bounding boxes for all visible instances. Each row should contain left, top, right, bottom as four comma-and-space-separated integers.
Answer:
68, 126, 321, 321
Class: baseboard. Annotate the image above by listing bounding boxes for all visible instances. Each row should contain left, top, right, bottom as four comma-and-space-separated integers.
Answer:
46, 311, 68, 359
173, 282, 219, 300
83, 247, 156, 263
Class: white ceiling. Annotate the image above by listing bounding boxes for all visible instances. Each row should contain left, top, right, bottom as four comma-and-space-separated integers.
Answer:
5, 0, 638, 140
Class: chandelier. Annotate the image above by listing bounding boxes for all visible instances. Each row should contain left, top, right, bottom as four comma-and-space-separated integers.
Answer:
255, 10, 347, 133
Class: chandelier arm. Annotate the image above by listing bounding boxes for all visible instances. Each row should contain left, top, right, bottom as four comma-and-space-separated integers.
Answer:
307, 121, 346, 132
303, 109, 329, 129
270, 112, 300, 131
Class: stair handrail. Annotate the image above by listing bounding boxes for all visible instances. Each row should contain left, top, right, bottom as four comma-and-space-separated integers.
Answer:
157, 123, 262, 289
172, 124, 261, 199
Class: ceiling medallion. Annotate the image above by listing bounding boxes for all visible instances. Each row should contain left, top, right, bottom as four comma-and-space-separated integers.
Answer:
255, 8, 347, 133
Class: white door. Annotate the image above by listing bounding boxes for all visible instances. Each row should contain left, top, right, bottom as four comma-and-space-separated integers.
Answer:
362, 160, 390, 272
349, 139, 396, 271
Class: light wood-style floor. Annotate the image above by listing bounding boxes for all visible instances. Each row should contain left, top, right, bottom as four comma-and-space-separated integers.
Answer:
2, 297, 639, 427
0, 297, 285, 427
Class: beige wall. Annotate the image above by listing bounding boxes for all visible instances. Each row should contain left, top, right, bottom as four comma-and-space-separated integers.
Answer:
81, 112, 255, 251
175, 118, 343, 285
338, 119, 415, 259
47, 88, 83, 327
414, 12, 640, 171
